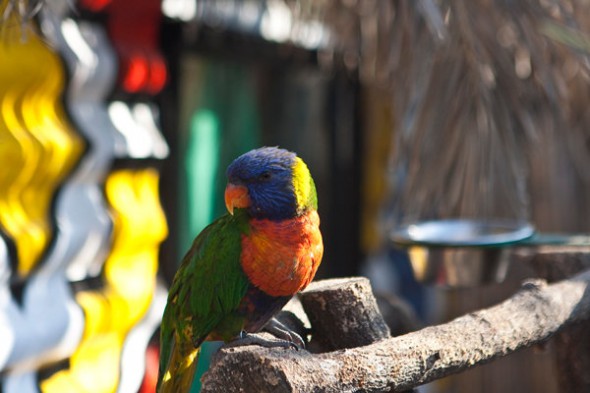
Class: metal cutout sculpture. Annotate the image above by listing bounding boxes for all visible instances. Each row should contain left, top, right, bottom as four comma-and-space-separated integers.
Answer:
0, 0, 170, 391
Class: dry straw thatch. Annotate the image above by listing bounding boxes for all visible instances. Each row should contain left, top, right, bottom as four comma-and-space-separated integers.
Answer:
316, 0, 590, 230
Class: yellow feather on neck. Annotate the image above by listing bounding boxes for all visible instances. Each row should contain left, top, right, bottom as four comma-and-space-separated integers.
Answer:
292, 157, 314, 212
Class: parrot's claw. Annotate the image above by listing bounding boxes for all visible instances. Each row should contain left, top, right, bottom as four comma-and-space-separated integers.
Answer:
226, 331, 300, 351
263, 318, 306, 350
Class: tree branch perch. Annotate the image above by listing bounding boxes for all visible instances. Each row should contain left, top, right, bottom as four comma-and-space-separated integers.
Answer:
201, 268, 590, 392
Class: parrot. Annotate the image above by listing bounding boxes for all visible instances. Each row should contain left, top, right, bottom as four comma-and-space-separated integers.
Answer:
157, 146, 323, 392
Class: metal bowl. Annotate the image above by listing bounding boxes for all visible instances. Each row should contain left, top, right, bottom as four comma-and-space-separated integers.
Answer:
391, 219, 535, 287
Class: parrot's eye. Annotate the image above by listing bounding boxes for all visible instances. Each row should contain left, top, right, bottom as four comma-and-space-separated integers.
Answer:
259, 172, 272, 181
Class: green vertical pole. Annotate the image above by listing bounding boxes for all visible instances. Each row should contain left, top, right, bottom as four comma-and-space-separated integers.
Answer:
185, 110, 220, 236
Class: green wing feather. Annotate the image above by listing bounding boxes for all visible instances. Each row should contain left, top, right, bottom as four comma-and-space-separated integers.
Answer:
158, 212, 250, 392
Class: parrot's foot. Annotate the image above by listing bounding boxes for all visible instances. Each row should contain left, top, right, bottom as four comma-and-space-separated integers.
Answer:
263, 318, 306, 349
226, 331, 300, 351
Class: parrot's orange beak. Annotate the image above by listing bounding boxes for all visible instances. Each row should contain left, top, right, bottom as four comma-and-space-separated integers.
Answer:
225, 183, 251, 215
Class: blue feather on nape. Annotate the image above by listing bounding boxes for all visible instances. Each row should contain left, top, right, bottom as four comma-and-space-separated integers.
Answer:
226, 147, 300, 221
226, 147, 295, 180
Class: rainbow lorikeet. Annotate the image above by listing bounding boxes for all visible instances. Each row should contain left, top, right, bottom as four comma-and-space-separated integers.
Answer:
157, 147, 323, 392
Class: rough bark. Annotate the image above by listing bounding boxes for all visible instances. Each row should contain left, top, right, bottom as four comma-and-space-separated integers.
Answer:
201, 268, 590, 392
298, 277, 390, 351
516, 245, 590, 393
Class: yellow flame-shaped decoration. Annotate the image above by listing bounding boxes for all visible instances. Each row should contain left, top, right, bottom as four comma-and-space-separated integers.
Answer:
0, 12, 84, 275
41, 168, 168, 393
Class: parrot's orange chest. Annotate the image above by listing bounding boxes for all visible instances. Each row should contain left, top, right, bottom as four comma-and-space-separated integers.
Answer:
240, 210, 323, 297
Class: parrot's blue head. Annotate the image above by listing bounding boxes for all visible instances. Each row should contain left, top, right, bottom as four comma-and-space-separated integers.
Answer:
225, 147, 317, 220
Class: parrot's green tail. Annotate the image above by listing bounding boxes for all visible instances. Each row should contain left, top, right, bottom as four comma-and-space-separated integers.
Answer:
157, 336, 201, 393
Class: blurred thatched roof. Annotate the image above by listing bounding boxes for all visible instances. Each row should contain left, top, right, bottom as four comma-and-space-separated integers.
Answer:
317, 0, 590, 231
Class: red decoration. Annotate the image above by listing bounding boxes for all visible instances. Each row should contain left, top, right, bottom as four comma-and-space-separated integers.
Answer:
106, 0, 168, 94
122, 52, 150, 93
139, 343, 160, 393
78, 0, 112, 12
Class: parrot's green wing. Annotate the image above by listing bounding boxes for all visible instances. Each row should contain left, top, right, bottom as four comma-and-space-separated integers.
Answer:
159, 212, 250, 388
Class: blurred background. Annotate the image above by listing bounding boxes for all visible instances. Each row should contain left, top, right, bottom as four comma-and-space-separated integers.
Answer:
0, 0, 589, 392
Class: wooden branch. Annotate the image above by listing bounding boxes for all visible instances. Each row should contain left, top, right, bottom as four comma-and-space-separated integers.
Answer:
298, 277, 390, 351
515, 245, 590, 393
201, 269, 590, 392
